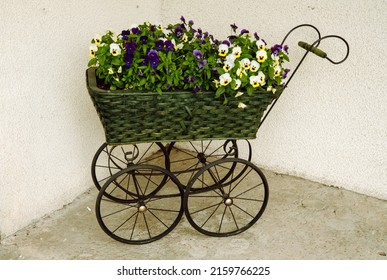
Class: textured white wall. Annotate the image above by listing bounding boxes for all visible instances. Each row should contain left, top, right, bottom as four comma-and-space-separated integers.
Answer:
0, 0, 161, 237
161, 0, 387, 200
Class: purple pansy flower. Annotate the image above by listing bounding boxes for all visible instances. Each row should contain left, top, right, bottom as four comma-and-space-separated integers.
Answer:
222, 40, 230, 47
125, 42, 137, 54
140, 36, 148, 44
188, 20, 194, 26
155, 40, 164, 51
165, 40, 174, 52
198, 59, 207, 70
240, 29, 249, 35
180, 16, 186, 24
254, 32, 260, 40
271, 44, 282, 55
282, 68, 290, 79
174, 26, 183, 37
193, 49, 203, 61
193, 86, 201, 93
131, 27, 140, 34
124, 53, 134, 67
147, 49, 159, 69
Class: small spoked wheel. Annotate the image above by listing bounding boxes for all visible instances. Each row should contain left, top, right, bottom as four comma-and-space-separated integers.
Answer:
96, 165, 184, 244
91, 142, 169, 199
167, 140, 247, 187
183, 158, 268, 237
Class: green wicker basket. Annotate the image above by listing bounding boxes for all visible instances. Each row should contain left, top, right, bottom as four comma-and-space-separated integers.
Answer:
86, 68, 279, 145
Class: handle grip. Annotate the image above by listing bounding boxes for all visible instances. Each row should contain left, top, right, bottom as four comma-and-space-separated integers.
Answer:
298, 41, 327, 58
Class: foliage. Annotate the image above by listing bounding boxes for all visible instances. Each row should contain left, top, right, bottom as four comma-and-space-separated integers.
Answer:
88, 17, 290, 105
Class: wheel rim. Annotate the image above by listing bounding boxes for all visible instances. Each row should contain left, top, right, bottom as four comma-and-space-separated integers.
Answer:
167, 140, 239, 188
91, 142, 169, 200
96, 165, 184, 244
183, 158, 268, 237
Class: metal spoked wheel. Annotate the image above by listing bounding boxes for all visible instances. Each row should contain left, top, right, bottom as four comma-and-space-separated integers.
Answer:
91, 142, 169, 199
167, 140, 252, 188
96, 165, 184, 244
183, 158, 268, 237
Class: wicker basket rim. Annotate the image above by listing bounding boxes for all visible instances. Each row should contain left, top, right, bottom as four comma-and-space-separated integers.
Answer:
86, 67, 279, 97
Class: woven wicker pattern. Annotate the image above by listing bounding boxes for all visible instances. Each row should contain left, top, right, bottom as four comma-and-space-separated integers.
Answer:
87, 68, 278, 145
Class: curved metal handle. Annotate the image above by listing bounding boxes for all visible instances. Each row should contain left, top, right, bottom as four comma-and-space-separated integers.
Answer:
281, 24, 322, 47
307, 35, 350, 65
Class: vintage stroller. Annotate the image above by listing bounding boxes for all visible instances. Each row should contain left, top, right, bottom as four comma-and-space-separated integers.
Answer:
87, 24, 349, 244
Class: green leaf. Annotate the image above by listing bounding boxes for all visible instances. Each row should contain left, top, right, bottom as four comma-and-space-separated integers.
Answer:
215, 87, 225, 98
247, 85, 254, 95
156, 87, 162, 95
111, 57, 122, 66
268, 67, 274, 79
88, 58, 97, 67
217, 67, 225, 75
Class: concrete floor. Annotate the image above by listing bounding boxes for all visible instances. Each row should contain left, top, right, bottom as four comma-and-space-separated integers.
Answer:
1, 146, 386, 260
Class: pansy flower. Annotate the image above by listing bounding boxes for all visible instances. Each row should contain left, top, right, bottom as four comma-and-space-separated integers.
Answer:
223, 60, 235, 72
250, 60, 260, 72
218, 44, 229, 57
109, 43, 121, 56
232, 46, 241, 58
256, 50, 267, 63
89, 44, 98, 57
93, 34, 102, 45
193, 49, 203, 61
256, 39, 266, 51
240, 58, 251, 70
274, 65, 282, 77
219, 73, 232, 86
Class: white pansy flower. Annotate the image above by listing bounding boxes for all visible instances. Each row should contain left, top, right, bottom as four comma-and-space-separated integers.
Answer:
235, 91, 244, 97
223, 60, 235, 72
89, 44, 98, 57
249, 75, 260, 88
108, 68, 114, 75
257, 71, 266, 85
256, 50, 267, 63
250, 60, 260, 72
232, 46, 242, 58
250, 71, 266, 88
219, 73, 232, 86
238, 102, 247, 109
162, 29, 172, 36
271, 53, 279, 61
117, 66, 122, 73
225, 53, 236, 63
109, 43, 121, 56
256, 39, 266, 50
234, 79, 241, 90
274, 65, 282, 76
218, 44, 229, 57
93, 34, 102, 45
240, 58, 251, 70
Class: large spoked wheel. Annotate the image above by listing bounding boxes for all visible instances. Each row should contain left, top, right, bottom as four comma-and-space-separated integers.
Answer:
167, 140, 244, 187
96, 165, 184, 244
91, 142, 169, 199
183, 158, 268, 237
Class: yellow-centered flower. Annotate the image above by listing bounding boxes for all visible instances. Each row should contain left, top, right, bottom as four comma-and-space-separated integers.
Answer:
89, 44, 98, 57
